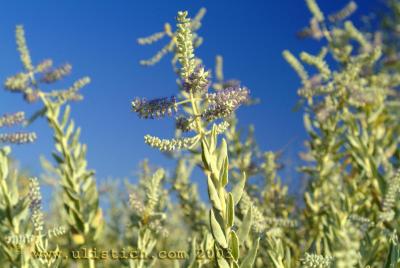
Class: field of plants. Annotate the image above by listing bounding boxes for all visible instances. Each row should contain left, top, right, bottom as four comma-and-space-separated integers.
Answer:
0, 0, 400, 267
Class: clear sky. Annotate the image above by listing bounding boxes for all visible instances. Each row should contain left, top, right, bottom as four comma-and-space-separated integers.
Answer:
0, 0, 379, 197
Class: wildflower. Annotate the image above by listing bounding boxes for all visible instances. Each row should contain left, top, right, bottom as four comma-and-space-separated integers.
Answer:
24, 89, 40, 103
41, 63, 72, 83
379, 170, 400, 222
137, 31, 166, 45
301, 253, 334, 268
202, 87, 249, 121
4, 73, 39, 103
29, 178, 44, 233
16, 25, 33, 71
305, 0, 324, 22
47, 77, 90, 102
213, 121, 230, 134
29, 178, 42, 211
35, 59, 53, 73
0, 111, 36, 145
182, 65, 210, 94
328, 1, 357, 23
202, 104, 232, 121
132, 96, 177, 119
348, 87, 379, 106
129, 194, 146, 215
144, 135, 199, 151
0, 132, 37, 144
176, 11, 196, 79
176, 116, 195, 132
0, 112, 25, 128
4, 73, 30, 92
297, 17, 324, 40
47, 226, 67, 239
205, 87, 249, 107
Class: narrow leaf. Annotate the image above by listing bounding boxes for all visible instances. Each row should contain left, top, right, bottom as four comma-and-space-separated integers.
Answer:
229, 231, 239, 261
238, 206, 252, 244
232, 172, 246, 205
227, 193, 234, 227
208, 176, 222, 212
240, 238, 260, 268
210, 210, 228, 248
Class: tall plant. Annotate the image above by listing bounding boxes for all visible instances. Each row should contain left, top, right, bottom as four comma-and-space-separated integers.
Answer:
5, 25, 104, 266
132, 11, 259, 268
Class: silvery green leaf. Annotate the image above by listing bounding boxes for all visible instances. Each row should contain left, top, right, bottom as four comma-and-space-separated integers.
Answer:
238, 206, 252, 244
227, 193, 234, 227
208, 175, 222, 212
210, 209, 228, 248
217, 256, 230, 268
210, 124, 217, 153
229, 230, 239, 261
65, 120, 75, 140
220, 156, 229, 187
232, 172, 246, 206
384, 232, 400, 268
240, 238, 259, 268
201, 140, 211, 170
61, 105, 71, 129
218, 139, 228, 169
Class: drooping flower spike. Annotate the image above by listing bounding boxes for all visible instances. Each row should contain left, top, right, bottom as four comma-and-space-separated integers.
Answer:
0, 111, 37, 145
132, 96, 178, 119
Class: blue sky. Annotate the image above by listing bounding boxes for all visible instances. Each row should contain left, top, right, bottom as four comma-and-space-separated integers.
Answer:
0, 0, 379, 197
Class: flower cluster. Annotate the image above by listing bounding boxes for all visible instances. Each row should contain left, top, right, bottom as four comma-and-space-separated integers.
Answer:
4, 73, 30, 92
0, 112, 36, 144
29, 178, 42, 211
182, 65, 210, 94
0, 132, 36, 144
132, 87, 249, 125
328, 1, 357, 23
35, 59, 53, 73
29, 178, 44, 233
41, 63, 72, 83
4, 26, 90, 105
132, 96, 177, 119
205, 87, 249, 107
175, 116, 195, 132
379, 170, 400, 222
144, 135, 199, 151
4, 73, 40, 103
47, 77, 90, 103
300, 253, 334, 268
128, 168, 169, 240
129, 194, 146, 215
176, 11, 196, 79
0, 112, 25, 128
202, 87, 250, 121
